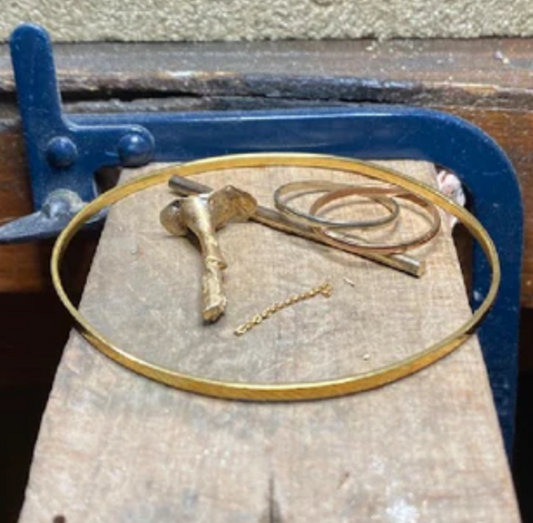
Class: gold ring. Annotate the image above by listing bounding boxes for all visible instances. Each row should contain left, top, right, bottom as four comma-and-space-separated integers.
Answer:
309, 186, 441, 254
273, 180, 400, 229
51, 153, 500, 401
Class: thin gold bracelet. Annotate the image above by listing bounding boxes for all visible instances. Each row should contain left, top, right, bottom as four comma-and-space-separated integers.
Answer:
309, 186, 442, 254
273, 180, 400, 229
51, 153, 500, 401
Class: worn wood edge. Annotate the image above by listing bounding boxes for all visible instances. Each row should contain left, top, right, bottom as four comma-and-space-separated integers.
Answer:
2, 73, 533, 110
1, 38, 533, 108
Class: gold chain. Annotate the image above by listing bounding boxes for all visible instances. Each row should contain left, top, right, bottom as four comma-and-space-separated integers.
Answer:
234, 282, 333, 336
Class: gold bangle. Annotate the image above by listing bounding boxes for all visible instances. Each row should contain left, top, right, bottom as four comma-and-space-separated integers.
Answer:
273, 180, 400, 229
309, 187, 442, 254
51, 153, 500, 401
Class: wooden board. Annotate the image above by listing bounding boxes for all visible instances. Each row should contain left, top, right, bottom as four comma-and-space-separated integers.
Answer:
17, 161, 519, 522
1, 38, 533, 107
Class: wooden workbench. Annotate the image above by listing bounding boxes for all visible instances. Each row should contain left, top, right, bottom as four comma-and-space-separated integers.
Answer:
17, 161, 520, 522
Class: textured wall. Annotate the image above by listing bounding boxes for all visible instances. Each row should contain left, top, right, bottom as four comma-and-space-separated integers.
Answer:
0, 0, 531, 41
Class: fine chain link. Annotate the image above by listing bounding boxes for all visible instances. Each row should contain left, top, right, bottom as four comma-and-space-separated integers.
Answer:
234, 282, 333, 336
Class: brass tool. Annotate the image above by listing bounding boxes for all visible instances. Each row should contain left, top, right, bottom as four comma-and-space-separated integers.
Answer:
168, 176, 424, 278
160, 186, 257, 322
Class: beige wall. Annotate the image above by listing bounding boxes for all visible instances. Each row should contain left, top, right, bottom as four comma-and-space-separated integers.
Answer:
0, 0, 531, 41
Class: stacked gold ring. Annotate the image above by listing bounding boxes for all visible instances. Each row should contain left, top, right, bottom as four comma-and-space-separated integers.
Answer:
273, 180, 401, 229
309, 186, 442, 254
51, 153, 500, 401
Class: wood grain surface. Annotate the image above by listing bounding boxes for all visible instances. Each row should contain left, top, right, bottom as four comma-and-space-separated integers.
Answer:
1, 38, 533, 108
17, 161, 519, 523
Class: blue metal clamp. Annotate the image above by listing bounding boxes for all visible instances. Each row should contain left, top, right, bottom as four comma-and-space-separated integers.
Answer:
4, 23, 523, 455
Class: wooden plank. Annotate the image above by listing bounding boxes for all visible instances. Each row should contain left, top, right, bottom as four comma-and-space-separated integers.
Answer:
18, 161, 519, 523
1, 38, 533, 108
